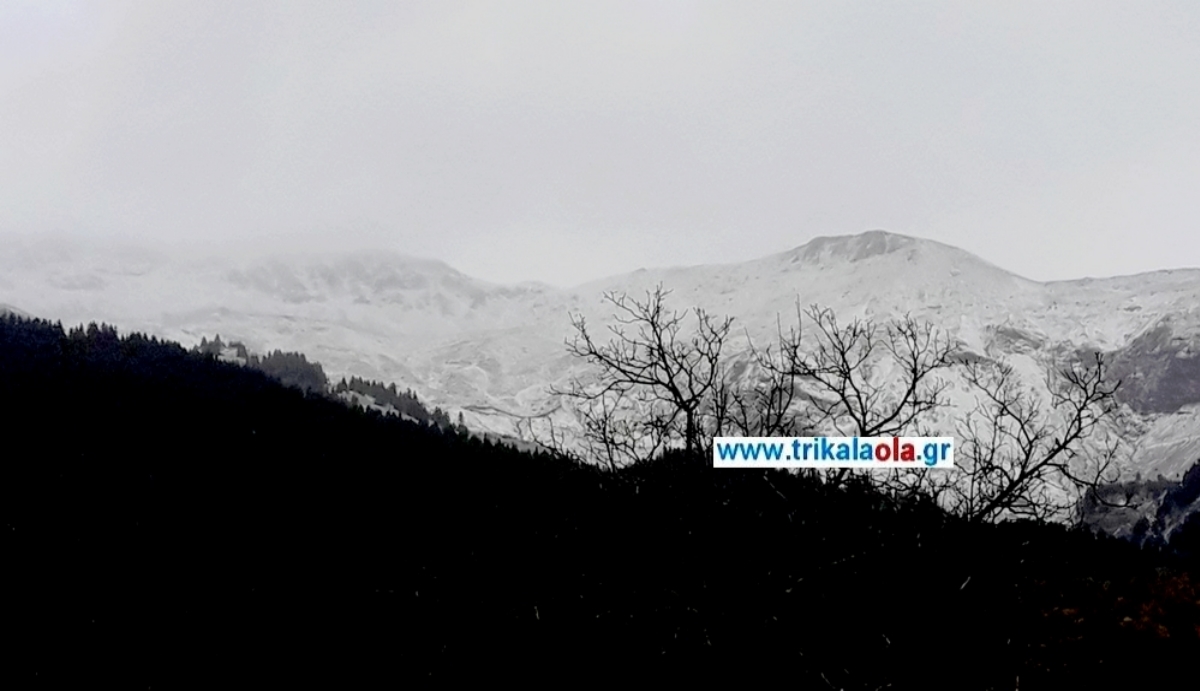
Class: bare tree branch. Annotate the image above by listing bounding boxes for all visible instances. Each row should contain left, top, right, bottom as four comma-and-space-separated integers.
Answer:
550, 284, 732, 468
945, 352, 1122, 523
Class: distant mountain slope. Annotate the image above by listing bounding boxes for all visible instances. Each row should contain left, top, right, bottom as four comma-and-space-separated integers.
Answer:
3, 230, 1200, 477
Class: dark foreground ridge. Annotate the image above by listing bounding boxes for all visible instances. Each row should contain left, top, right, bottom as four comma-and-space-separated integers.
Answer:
2, 315, 1198, 688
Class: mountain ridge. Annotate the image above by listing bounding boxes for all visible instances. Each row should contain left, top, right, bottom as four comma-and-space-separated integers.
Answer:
4, 229, 1200, 478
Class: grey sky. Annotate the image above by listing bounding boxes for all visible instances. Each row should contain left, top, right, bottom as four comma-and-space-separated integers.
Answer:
2, 1, 1198, 286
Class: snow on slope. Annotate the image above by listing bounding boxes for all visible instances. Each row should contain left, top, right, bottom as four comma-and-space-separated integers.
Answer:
3, 230, 1200, 476
0, 303, 31, 318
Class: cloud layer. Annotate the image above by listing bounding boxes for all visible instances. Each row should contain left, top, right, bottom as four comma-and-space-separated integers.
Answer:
2, 1, 1198, 285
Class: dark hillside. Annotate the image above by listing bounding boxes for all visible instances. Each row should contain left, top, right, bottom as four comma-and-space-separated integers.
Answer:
2, 315, 1197, 688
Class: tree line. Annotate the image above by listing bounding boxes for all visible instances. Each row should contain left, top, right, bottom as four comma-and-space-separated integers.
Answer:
195, 334, 329, 393
332, 375, 454, 428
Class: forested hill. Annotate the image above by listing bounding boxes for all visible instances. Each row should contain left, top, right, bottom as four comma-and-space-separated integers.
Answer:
193, 333, 455, 427
332, 375, 455, 428
2, 314, 1198, 688
194, 333, 330, 394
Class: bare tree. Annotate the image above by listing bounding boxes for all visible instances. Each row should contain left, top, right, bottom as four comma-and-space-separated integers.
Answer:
767, 304, 957, 437
759, 303, 957, 489
945, 352, 1122, 523
549, 284, 732, 469
704, 316, 813, 440
762, 304, 1124, 519
547, 285, 820, 469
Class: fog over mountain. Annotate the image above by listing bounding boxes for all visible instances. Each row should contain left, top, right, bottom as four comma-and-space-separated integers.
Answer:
4, 229, 1199, 477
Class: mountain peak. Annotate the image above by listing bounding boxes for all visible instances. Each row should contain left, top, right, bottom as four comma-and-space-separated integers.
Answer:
792, 230, 922, 264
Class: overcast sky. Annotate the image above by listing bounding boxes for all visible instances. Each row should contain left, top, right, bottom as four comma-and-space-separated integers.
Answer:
2, 1, 1198, 286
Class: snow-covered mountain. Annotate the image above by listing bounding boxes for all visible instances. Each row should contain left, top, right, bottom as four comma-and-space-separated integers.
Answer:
4, 230, 1200, 477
